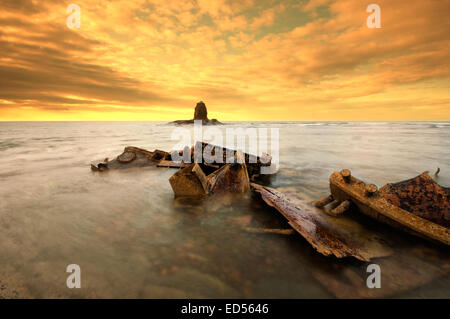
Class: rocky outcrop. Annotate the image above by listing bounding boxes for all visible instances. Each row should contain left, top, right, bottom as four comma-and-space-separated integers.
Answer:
171, 101, 222, 125
194, 101, 208, 120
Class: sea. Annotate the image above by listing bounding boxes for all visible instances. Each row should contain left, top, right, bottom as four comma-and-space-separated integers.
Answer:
0, 121, 449, 298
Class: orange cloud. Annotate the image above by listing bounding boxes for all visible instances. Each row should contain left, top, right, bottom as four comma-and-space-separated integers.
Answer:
0, 0, 449, 121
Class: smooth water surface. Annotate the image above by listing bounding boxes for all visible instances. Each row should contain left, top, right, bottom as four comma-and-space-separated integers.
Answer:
0, 121, 449, 298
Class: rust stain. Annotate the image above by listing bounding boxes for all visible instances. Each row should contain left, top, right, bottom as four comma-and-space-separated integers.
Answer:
379, 172, 449, 227
329, 171, 450, 245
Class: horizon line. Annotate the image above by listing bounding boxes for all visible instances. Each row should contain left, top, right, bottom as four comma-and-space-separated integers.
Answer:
1, 120, 449, 123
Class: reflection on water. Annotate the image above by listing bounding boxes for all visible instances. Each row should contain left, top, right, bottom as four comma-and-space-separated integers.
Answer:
0, 121, 449, 298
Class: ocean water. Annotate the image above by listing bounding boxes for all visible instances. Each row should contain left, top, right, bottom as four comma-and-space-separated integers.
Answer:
0, 121, 449, 298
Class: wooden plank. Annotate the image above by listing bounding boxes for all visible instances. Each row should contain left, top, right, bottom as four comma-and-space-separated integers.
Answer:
157, 160, 189, 168
251, 183, 393, 261
244, 227, 295, 235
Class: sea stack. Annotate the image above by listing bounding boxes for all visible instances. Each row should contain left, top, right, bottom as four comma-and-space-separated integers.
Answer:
171, 101, 222, 125
194, 101, 208, 120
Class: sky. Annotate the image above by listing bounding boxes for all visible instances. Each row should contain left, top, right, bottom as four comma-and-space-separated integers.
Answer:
0, 0, 449, 121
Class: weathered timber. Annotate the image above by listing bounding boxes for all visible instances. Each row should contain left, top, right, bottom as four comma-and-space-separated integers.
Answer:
244, 227, 295, 235
157, 160, 190, 168
251, 183, 393, 261
123, 146, 159, 158
329, 170, 450, 245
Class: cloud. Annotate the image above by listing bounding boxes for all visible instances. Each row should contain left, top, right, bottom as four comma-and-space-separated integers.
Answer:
0, 0, 449, 120
0, 9, 184, 113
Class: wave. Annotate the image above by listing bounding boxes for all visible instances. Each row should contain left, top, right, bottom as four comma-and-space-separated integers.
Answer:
0, 140, 23, 151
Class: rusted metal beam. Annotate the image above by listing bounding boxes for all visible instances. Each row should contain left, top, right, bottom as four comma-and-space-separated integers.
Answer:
329, 200, 350, 216
314, 194, 334, 208
329, 171, 450, 245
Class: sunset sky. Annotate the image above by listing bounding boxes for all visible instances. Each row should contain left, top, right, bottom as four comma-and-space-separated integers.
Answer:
0, 0, 449, 121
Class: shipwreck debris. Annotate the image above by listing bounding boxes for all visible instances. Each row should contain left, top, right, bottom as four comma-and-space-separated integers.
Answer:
169, 163, 210, 197
328, 170, 450, 245
169, 152, 251, 197
90, 146, 171, 171
251, 183, 393, 261
91, 140, 271, 203
435, 167, 440, 176
244, 227, 295, 235
314, 194, 334, 208
208, 151, 250, 193
378, 172, 450, 227
157, 160, 190, 169
328, 200, 351, 216
117, 150, 136, 163
91, 142, 271, 180
191, 141, 272, 179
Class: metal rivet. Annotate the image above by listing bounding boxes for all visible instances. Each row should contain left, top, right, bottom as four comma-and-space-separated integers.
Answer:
365, 184, 378, 196
340, 169, 351, 182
